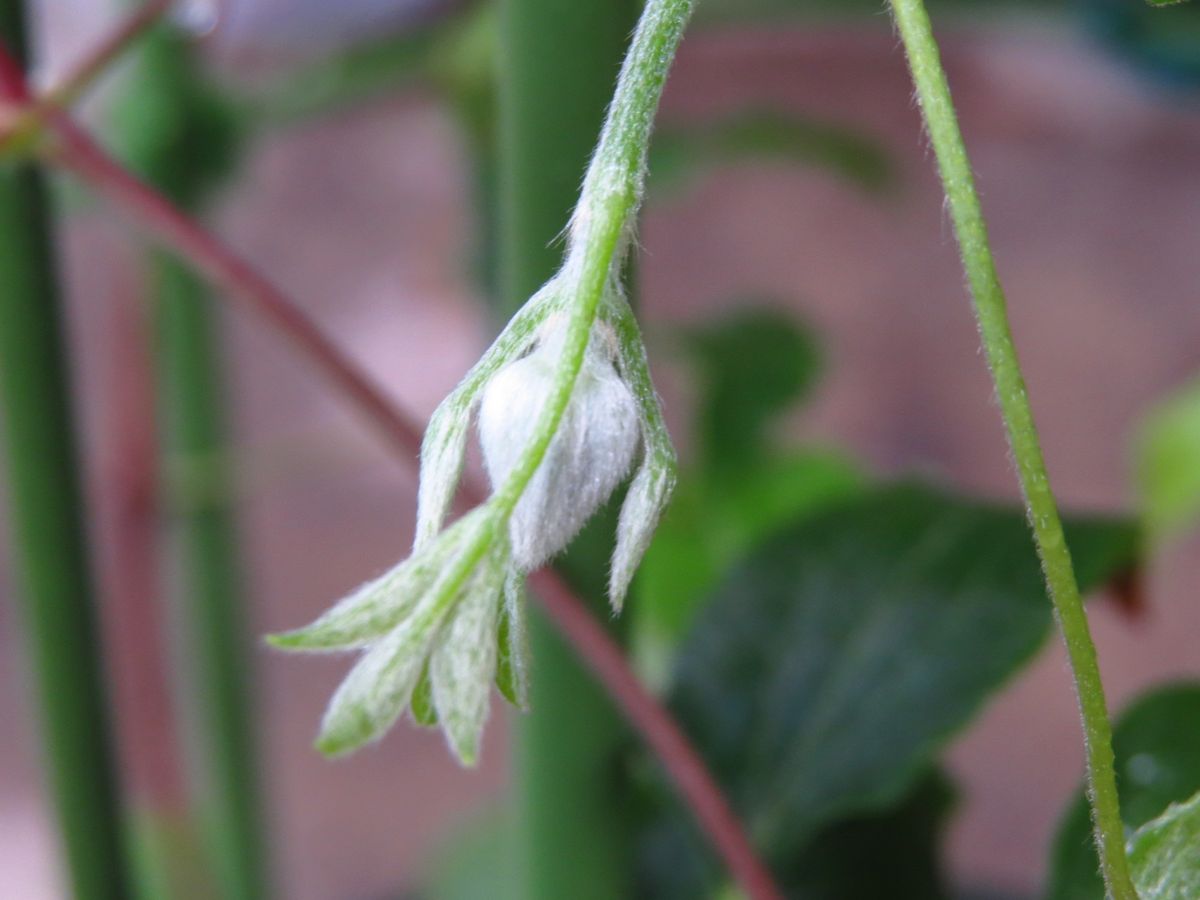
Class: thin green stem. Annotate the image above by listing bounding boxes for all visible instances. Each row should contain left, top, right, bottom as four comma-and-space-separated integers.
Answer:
0, 3, 132, 898
888, 2, 1136, 897
497, 0, 695, 535
425, 0, 694, 651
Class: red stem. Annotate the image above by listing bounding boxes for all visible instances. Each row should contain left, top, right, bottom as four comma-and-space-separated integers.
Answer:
43, 0, 170, 105
4, 35, 782, 898
529, 570, 781, 900
93, 282, 191, 815
52, 118, 426, 463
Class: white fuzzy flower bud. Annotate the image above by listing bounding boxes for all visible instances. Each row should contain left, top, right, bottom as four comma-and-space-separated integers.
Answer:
479, 317, 641, 570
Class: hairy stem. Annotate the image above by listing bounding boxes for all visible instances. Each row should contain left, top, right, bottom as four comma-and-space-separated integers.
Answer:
0, 3, 131, 897
497, 0, 696, 519
888, 2, 1136, 896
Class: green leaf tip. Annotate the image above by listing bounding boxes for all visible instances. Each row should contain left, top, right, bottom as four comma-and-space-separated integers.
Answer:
1130, 790, 1200, 899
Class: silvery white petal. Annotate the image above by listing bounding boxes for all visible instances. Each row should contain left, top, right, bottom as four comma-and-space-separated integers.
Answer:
479, 320, 640, 570
414, 282, 565, 550
430, 546, 508, 765
414, 398, 473, 550
269, 508, 488, 652
314, 599, 444, 756
602, 292, 678, 610
610, 446, 676, 612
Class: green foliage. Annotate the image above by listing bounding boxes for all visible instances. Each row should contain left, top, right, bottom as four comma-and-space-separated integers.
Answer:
638, 769, 955, 899
680, 306, 821, 470
668, 484, 1136, 863
650, 111, 892, 197
1128, 790, 1200, 899
256, 17, 454, 124
637, 308, 862, 680
424, 808, 523, 900
1047, 684, 1200, 900
1137, 378, 1200, 544
108, 26, 241, 208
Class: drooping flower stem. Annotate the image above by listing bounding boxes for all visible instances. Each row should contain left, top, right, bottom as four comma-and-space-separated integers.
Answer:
888, 2, 1136, 896
0, 2, 132, 898
494, 0, 695, 518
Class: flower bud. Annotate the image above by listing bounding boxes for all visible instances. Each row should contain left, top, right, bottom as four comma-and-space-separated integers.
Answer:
478, 317, 641, 570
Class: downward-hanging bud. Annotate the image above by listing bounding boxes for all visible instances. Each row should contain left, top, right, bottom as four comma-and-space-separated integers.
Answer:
270, 0, 694, 766
479, 315, 641, 570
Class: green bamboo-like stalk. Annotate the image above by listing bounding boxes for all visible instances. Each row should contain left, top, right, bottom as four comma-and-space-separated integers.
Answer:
113, 22, 268, 900
0, 3, 132, 898
153, 253, 267, 900
497, 0, 641, 896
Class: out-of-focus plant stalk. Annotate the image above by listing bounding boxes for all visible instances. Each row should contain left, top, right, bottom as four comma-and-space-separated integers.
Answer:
497, 0, 641, 896
115, 21, 269, 900
0, 2, 132, 898
95, 291, 216, 900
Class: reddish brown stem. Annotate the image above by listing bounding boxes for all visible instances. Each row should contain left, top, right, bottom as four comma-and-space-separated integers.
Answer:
43, 1, 170, 107
92, 282, 190, 815
52, 117, 426, 463
7, 46, 782, 898
529, 570, 782, 900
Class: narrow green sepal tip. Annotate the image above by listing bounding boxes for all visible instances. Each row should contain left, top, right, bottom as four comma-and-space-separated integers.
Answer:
264, 631, 310, 651
314, 732, 358, 758
449, 740, 479, 768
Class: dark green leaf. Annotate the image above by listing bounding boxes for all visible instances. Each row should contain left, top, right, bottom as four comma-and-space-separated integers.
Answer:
108, 26, 243, 210
650, 110, 892, 195
1129, 790, 1200, 899
681, 306, 821, 470
637, 769, 955, 900
637, 451, 862, 673
670, 483, 1137, 857
1046, 683, 1200, 900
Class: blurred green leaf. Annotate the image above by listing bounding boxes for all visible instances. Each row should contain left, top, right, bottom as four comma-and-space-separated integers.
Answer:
636, 451, 862, 683
424, 808, 522, 900
108, 26, 243, 209
650, 110, 892, 196
635, 308, 860, 684
1046, 683, 1200, 900
254, 8, 481, 125
669, 483, 1137, 857
637, 769, 955, 900
681, 306, 821, 470
1136, 378, 1200, 544
1128, 790, 1200, 899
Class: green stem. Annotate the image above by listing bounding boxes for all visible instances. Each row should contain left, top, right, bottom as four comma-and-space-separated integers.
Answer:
888, 3, 1136, 897
497, 0, 692, 896
0, 3, 132, 898
115, 21, 268, 900
154, 253, 267, 900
